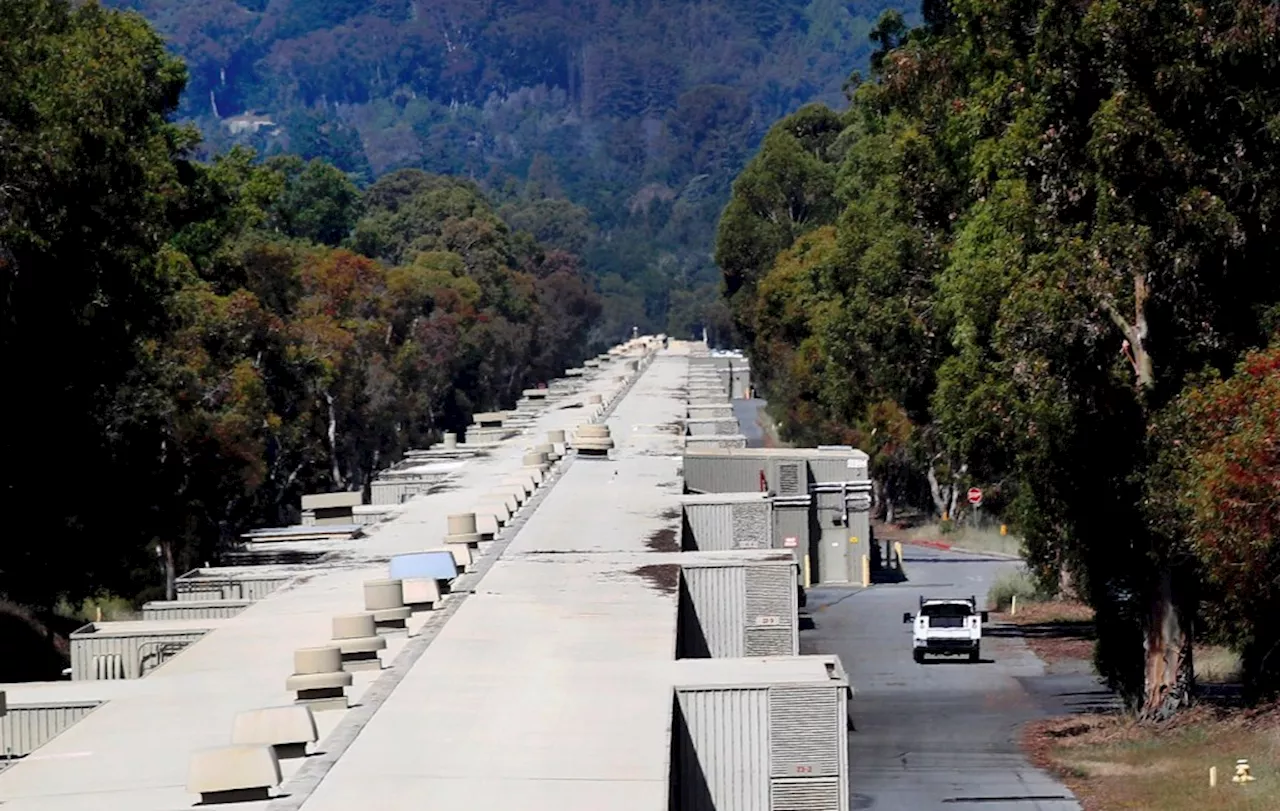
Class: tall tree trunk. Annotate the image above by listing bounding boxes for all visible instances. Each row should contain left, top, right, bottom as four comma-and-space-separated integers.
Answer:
160, 539, 176, 601
324, 391, 343, 488
1140, 569, 1194, 721
926, 462, 948, 518
872, 479, 886, 520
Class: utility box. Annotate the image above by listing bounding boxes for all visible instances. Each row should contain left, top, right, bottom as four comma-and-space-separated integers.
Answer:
300, 491, 363, 526
683, 448, 871, 587
670, 655, 851, 811
681, 493, 773, 552
677, 555, 798, 659
70, 622, 210, 680
175, 568, 294, 602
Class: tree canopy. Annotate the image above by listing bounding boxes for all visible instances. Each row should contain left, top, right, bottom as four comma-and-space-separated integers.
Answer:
0, 0, 600, 678
101, 0, 920, 345
718, 0, 1280, 712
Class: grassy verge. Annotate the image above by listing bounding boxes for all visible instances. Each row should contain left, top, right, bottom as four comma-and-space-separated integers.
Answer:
907, 522, 1025, 557
1005, 598, 1268, 810
992, 596, 1097, 665
1025, 704, 1280, 811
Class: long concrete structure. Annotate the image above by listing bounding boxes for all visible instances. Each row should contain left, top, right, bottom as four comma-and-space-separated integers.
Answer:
0, 338, 849, 811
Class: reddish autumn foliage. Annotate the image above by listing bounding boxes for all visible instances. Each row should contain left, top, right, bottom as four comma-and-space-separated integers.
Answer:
1153, 345, 1280, 696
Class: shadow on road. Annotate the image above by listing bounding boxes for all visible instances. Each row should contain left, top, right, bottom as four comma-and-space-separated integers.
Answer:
871, 566, 908, 584
986, 620, 1095, 641
916, 657, 998, 665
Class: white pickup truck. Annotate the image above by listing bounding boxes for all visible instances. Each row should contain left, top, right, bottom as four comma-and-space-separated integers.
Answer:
903, 595, 988, 663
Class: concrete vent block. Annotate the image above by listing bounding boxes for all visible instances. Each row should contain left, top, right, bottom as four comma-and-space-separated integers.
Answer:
402, 576, 442, 608
231, 705, 319, 759
547, 429, 567, 445
533, 441, 558, 462
442, 432, 458, 449
476, 512, 500, 539
523, 450, 549, 470
472, 411, 505, 427
523, 388, 549, 400
503, 475, 535, 497
587, 394, 603, 405
444, 512, 481, 546
488, 491, 520, 514
449, 544, 474, 571
390, 551, 456, 607
331, 613, 386, 672
574, 423, 615, 456
363, 579, 412, 633
476, 499, 510, 524
285, 647, 352, 711
496, 483, 527, 507
521, 454, 547, 485
188, 745, 282, 804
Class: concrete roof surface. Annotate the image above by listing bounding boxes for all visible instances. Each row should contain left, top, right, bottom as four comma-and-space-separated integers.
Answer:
0, 348, 658, 811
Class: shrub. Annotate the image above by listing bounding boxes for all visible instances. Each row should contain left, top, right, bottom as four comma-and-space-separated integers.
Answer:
987, 568, 1041, 612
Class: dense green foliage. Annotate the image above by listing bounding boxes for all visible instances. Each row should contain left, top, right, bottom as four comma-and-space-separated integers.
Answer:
0, 0, 598, 646
103, 0, 919, 343
720, 1, 1280, 711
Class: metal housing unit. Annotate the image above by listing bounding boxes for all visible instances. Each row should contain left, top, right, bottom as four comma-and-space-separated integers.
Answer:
141, 599, 251, 620
70, 622, 210, 680
681, 493, 773, 552
677, 556, 798, 659
1, 700, 101, 760
670, 655, 851, 811
174, 569, 294, 601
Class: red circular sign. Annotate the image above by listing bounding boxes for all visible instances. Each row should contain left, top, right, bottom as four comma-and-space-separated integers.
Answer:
967, 487, 983, 505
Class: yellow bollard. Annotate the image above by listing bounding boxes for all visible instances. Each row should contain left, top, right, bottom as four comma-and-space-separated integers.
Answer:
861, 554, 870, 587
1011, 595, 1018, 616
1232, 759, 1255, 783
1210, 766, 1217, 787
803, 555, 812, 589
1000, 524, 1008, 536
893, 541, 903, 568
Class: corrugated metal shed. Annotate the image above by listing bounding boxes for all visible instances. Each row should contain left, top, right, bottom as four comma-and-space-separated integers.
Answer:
681, 493, 773, 552
70, 621, 211, 680
141, 599, 250, 620
671, 655, 851, 811
0, 701, 101, 759
678, 558, 798, 659
174, 569, 293, 601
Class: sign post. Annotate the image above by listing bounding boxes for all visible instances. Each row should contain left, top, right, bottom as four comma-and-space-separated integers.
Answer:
967, 487, 983, 527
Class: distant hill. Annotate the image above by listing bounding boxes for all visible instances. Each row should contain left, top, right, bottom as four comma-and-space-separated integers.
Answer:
108, 0, 919, 342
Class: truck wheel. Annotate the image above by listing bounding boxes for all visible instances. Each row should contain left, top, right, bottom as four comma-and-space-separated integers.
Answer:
913, 650, 924, 664
969, 645, 981, 663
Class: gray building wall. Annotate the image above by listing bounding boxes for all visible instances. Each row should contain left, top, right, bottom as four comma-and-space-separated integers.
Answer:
673, 687, 770, 811
683, 500, 772, 552
0, 701, 100, 759
141, 600, 250, 621
70, 628, 207, 680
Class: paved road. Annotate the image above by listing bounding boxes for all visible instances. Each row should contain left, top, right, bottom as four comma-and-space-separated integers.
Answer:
731, 398, 767, 447
803, 546, 1112, 811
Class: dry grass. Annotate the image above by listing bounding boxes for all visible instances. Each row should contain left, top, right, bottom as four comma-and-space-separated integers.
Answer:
992, 598, 1097, 665
907, 522, 1026, 557
1025, 703, 1280, 811
1197, 645, 1244, 685
1009, 601, 1268, 810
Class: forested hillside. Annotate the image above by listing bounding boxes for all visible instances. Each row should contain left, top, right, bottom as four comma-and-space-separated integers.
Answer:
103, 0, 918, 343
1, 0, 598, 673
719, 2, 1280, 712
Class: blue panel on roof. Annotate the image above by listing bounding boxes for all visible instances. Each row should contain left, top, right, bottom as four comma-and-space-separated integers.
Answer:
390, 551, 458, 581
